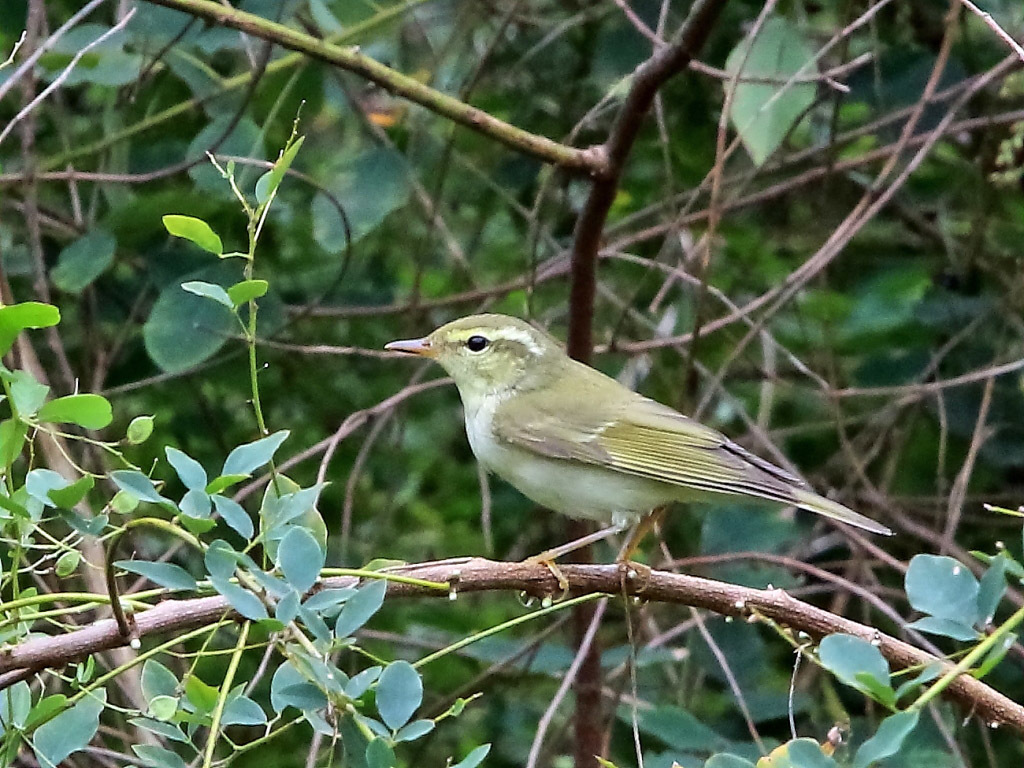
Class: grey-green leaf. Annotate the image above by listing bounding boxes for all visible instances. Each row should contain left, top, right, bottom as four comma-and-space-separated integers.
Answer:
450, 744, 492, 768
376, 660, 422, 730
852, 710, 919, 768
213, 494, 253, 539
165, 447, 208, 491
110, 470, 173, 507
33, 690, 106, 768
335, 579, 387, 638
142, 660, 179, 701
905, 554, 980, 625
278, 526, 324, 593
725, 17, 817, 166
181, 280, 233, 308
210, 576, 267, 620
115, 560, 196, 591
818, 634, 892, 695
222, 430, 289, 476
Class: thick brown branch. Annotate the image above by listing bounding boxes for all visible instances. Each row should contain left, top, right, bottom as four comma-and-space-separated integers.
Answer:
567, 0, 729, 360
139, 0, 600, 175
4, 559, 1022, 734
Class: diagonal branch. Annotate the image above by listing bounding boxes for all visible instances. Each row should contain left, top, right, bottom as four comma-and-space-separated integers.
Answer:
566, 0, 729, 360
139, 0, 602, 175
3, 558, 1022, 735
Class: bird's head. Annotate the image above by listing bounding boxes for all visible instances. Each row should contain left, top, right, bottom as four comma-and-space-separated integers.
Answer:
385, 314, 563, 401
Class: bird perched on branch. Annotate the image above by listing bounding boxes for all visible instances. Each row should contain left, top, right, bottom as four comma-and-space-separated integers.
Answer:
386, 314, 891, 571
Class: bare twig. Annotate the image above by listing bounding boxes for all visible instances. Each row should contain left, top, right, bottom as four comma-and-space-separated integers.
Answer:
0, 9, 138, 149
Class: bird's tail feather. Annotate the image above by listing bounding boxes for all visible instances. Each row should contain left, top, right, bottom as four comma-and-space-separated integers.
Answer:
792, 489, 893, 536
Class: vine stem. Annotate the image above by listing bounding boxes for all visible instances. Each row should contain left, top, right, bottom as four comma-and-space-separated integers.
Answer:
203, 621, 251, 768
912, 603, 1024, 713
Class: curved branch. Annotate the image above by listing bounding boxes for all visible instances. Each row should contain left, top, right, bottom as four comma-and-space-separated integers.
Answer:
2, 558, 1022, 734
139, 0, 600, 175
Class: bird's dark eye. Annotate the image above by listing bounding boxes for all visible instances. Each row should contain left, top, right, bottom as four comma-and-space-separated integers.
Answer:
466, 335, 489, 352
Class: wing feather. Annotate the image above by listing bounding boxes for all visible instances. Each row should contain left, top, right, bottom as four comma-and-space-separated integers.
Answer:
493, 374, 803, 505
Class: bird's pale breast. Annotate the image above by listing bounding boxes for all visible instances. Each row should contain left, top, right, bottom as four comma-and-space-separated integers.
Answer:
463, 396, 674, 528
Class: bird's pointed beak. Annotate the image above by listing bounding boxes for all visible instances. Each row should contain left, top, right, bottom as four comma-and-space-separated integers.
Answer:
384, 337, 436, 358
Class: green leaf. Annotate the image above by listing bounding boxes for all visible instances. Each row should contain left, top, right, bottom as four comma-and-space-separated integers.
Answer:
146, 695, 178, 722
184, 674, 219, 714
143, 270, 236, 373
335, 579, 387, 638
974, 632, 1016, 679
115, 560, 196, 591
110, 489, 139, 515
37, 394, 112, 429
223, 430, 289, 476
0, 302, 60, 356
0, 418, 28, 468
205, 474, 249, 495
365, 737, 396, 768
110, 470, 173, 508
32, 690, 106, 768
312, 148, 410, 250
6, 369, 49, 416
132, 743, 188, 768
376, 660, 422, 730
24, 694, 67, 731
818, 634, 893, 698
165, 447, 208, 491
852, 710, 919, 768
227, 279, 269, 306
905, 617, 979, 642
48, 475, 94, 509
163, 214, 223, 255
142, 660, 179, 701
212, 494, 253, 539
51, 230, 116, 293
181, 280, 234, 308
725, 17, 816, 165
55, 550, 80, 577
126, 415, 155, 444
893, 662, 942, 700
450, 744, 491, 768
905, 554, 980, 625
977, 555, 1008, 626
278, 526, 324, 593
256, 135, 304, 204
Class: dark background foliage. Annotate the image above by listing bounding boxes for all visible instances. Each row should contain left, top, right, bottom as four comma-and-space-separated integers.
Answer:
2, 0, 1024, 765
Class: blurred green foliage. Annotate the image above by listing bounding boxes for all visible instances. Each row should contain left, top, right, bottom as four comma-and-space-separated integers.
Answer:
3, 0, 1024, 765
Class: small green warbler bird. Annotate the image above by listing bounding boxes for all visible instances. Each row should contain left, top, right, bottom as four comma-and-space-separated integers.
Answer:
386, 314, 891, 560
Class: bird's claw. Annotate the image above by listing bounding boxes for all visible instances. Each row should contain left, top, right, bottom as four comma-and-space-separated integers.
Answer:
615, 559, 652, 595
523, 555, 570, 602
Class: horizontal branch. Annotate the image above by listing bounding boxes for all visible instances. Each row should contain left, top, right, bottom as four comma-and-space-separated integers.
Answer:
140, 0, 602, 175
4, 558, 1023, 734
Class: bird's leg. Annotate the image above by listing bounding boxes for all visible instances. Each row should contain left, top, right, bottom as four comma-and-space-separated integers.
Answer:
616, 506, 667, 563
523, 523, 627, 595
